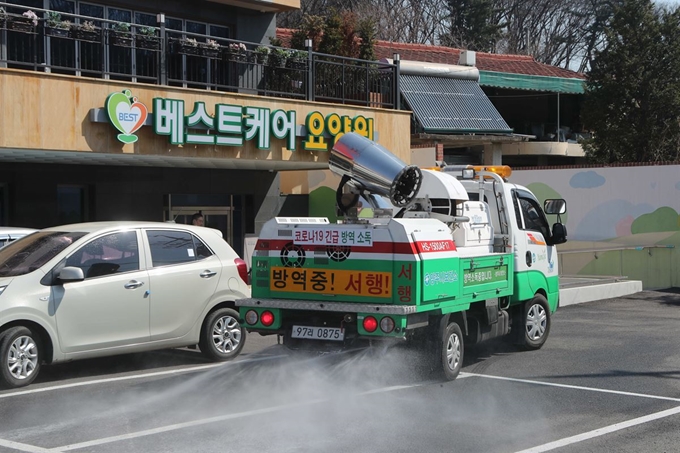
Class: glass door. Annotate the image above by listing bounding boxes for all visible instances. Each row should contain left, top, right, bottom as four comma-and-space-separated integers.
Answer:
167, 206, 233, 246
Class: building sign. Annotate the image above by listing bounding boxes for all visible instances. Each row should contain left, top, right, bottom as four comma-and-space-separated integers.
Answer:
105, 90, 149, 144
103, 90, 374, 150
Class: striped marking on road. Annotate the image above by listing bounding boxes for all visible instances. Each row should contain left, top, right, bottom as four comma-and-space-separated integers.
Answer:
0, 354, 287, 400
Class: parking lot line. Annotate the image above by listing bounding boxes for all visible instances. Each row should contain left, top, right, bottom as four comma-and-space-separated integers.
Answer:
0, 355, 287, 400
512, 405, 680, 453
462, 372, 680, 402
0, 438, 52, 453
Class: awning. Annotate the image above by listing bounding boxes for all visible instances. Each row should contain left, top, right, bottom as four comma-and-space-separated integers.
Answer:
479, 71, 585, 94
401, 74, 513, 134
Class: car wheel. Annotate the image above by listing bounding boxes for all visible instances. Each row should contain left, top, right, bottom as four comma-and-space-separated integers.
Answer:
519, 294, 551, 350
199, 308, 246, 361
439, 322, 464, 381
0, 326, 42, 389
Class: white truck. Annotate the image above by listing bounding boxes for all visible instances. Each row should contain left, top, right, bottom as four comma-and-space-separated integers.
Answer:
237, 133, 567, 379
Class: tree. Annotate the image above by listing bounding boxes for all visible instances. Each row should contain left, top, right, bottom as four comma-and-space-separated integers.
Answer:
440, 0, 502, 52
582, 0, 680, 163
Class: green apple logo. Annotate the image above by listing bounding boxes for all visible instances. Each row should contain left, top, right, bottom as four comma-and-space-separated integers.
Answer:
106, 90, 149, 144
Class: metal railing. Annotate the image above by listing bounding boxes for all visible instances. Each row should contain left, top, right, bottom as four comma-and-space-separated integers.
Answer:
0, 3, 398, 108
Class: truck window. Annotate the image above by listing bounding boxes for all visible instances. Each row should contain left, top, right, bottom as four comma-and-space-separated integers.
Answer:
513, 190, 551, 239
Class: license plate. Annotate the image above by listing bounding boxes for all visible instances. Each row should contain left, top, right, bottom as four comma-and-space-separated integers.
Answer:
291, 325, 345, 341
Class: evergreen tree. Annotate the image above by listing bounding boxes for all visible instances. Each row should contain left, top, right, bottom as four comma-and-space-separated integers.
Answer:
582, 0, 680, 163
441, 0, 501, 52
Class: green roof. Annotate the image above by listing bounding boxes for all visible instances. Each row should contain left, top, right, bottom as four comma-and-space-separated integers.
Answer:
479, 70, 585, 94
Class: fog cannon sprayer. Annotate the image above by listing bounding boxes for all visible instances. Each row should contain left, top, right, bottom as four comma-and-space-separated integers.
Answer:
329, 133, 422, 214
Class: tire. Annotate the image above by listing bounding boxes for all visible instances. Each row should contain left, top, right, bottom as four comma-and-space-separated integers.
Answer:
0, 326, 42, 389
199, 308, 246, 361
518, 294, 551, 350
439, 322, 464, 381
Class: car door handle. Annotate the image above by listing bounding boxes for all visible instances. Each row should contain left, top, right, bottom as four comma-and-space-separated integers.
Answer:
526, 251, 533, 267
124, 280, 145, 289
200, 270, 217, 278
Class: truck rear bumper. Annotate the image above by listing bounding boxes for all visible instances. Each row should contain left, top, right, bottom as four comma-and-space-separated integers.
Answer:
236, 298, 417, 315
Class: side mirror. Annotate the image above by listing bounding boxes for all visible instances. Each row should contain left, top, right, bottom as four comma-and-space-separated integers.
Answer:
551, 223, 567, 245
544, 199, 567, 215
59, 266, 85, 283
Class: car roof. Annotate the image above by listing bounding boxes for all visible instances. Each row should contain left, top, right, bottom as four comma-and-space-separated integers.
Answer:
40, 221, 221, 237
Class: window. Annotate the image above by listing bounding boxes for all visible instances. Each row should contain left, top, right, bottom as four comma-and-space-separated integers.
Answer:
57, 185, 87, 224
65, 231, 139, 278
146, 230, 211, 267
513, 189, 551, 239
0, 231, 87, 277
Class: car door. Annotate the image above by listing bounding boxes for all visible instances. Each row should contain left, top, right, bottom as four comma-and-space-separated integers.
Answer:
143, 229, 222, 341
53, 229, 150, 353
512, 189, 555, 293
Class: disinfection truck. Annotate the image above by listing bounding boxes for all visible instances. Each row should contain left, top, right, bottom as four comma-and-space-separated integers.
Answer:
237, 133, 567, 379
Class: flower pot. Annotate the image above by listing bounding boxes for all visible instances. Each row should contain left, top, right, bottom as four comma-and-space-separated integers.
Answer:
136, 35, 160, 50
46, 26, 71, 38
7, 17, 35, 33
178, 44, 200, 55
72, 28, 100, 42
200, 46, 220, 58
109, 31, 133, 47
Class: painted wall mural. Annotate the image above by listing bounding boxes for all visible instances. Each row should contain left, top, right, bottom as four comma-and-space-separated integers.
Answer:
513, 165, 680, 289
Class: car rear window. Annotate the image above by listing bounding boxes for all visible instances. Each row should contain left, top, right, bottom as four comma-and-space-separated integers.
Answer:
0, 232, 87, 277
146, 230, 213, 267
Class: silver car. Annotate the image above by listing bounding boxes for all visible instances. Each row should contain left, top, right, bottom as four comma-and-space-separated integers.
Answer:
0, 221, 250, 388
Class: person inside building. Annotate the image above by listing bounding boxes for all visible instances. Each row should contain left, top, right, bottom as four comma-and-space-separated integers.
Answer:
191, 212, 204, 227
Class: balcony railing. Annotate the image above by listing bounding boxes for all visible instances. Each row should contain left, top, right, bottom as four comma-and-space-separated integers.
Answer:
0, 3, 398, 109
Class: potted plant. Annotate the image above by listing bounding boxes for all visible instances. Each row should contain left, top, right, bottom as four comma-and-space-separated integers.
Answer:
174, 37, 199, 55
7, 9, 38, 33
200, 39, 221, 58
254, 46, 270, 64
135, 26, 159, 50
287, 50, 308, 70
72, 20, 100, 42
109, 22, 132, 47
45, 11, 72, 38
268, 47, 290, 68
226, 42, 247, 62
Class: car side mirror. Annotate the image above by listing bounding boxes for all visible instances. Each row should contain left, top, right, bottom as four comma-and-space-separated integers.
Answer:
544, 199, 567, 215
59, 266, 85, 283
551, 223, 567, 245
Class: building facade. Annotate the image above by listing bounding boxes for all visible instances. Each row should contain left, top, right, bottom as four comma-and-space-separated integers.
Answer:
0, 0, 411, 257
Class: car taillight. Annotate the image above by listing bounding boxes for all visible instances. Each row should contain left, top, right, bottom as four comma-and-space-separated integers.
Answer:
379, 317, 395, 333
234, 258, 249, 284
245, 310, 258, 325
261, 311, 274, 327
363, 316, 378, 333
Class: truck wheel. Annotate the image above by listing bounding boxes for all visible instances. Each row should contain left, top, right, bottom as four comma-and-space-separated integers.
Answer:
199, 308, 246, 361
0, 326, 42, 389
440, 322, 464, 380
519, 295, 551, 350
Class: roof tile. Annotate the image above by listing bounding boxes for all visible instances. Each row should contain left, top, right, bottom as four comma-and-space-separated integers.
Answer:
276, 28, 585, 81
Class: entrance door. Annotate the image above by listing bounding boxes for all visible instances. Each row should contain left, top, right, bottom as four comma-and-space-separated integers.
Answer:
167, 206, 233, 245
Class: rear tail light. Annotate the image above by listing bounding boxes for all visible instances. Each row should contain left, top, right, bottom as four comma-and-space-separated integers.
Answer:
261, 311, 275, 327
245, 310, 258, 325
234, 258, 250, 284
363, 316, 378, 333
380, 317, 395, 333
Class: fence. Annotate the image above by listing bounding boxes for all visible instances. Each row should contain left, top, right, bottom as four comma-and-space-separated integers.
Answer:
0, 3, 398, 108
